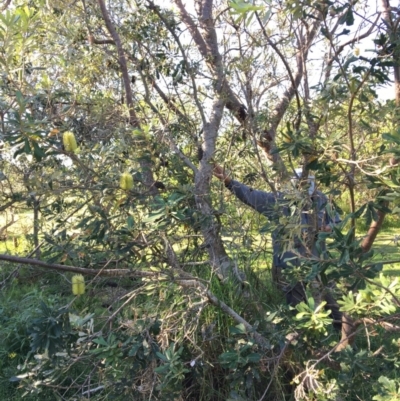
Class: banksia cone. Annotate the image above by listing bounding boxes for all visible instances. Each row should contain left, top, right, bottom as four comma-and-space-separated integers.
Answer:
120, 172, 134, 190
63, 131, 78, 152
72, 274, 85, 295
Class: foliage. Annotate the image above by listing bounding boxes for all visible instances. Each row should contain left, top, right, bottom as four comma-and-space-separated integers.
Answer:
218, 324, 263, 399
27, 301, 72, 358
294, 298, 333, 337
1, 0, 400, 400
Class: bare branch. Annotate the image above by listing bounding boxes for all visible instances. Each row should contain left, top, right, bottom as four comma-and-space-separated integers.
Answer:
0, 255, 268, 348
177, 274, 269, 347
0, 253, 155, 278
97, 0, 137, 127
361, 317, 400, 332
146, 1, 207, 125
173, 0, 209, 59
96, 0, 157, 194
325, 13, 381, 69
256, 12, 302, 129
173, 0, 248, 123
0, 198, 18, 212
1, 0, 11, 12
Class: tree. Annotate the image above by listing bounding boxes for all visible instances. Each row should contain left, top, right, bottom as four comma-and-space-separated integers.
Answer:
1, 0, 400, 399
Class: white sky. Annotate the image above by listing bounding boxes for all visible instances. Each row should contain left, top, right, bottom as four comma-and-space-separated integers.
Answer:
162, 0, 396, 101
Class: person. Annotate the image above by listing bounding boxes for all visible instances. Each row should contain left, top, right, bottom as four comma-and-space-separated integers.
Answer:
213, 164, 342, 325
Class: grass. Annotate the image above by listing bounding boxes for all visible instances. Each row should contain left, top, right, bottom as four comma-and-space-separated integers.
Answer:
365, 226, 400, 274
0, 209, 33, 254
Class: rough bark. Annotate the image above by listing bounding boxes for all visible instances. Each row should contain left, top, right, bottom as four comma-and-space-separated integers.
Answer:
195, 97, 232, 278
172, 0, 236, 279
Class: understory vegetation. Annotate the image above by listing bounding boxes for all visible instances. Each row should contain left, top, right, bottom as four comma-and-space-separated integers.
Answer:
2, 0, 400, 400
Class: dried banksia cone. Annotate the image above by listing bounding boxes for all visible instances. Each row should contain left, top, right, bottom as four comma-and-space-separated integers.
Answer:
63, 131, 78, 152
72, 274, 85, 295
120, 172, 134, 190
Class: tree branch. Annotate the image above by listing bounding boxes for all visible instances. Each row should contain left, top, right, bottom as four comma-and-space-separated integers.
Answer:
1, 0, 11, 12
97, 0, 138, 127
88, 34, 115, 45
173, 0, 249, 124
0, 198, 18, 212
0, 253, 155, 278
325, 13, 381, 69
96, 0, 157, 194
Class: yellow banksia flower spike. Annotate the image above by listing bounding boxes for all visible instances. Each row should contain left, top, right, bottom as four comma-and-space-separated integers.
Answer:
63, 131, 78, 152
120, 172, 134, 190
72, 274, 85, 295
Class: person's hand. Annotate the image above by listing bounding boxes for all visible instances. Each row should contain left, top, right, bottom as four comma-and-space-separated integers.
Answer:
213, 164, 231, 186
319, 225, 332, 233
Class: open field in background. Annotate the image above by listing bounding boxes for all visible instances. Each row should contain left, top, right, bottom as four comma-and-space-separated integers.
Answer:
0, 210, 33, 255
2, 210, 400, 273
368, 227, 400, 275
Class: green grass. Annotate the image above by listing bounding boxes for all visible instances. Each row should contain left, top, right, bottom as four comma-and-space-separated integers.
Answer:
0, 210, 33, 254
370, 227, 400, 275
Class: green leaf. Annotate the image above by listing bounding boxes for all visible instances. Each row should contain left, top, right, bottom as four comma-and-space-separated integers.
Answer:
156, 351, 169, 362
229, 323, 247, 335
127, 215, 134, 229
229, 0, 263, 14
246, 353, 261, 363
32, 141, 46, 161
143, 211, 166, 223
93, 337, 108, 347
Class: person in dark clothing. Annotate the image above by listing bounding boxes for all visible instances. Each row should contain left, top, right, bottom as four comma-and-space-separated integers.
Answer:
213, 164, 342, 325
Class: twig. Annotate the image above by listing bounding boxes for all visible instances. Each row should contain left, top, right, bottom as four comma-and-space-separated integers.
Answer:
325, 13, 381, 68
257, 333, 297, 401
81, 385, 105, 396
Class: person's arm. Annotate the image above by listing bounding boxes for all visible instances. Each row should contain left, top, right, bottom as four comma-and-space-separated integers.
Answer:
213, 164, 277, 215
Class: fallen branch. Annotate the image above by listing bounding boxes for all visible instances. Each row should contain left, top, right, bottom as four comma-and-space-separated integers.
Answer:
0, 254, 154, 278
177, 277, 269, 348
359, 317, 400, 332
0, 253, 270, 347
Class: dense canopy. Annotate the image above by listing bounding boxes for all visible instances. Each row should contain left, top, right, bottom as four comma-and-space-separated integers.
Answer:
1, 0, 400, 400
